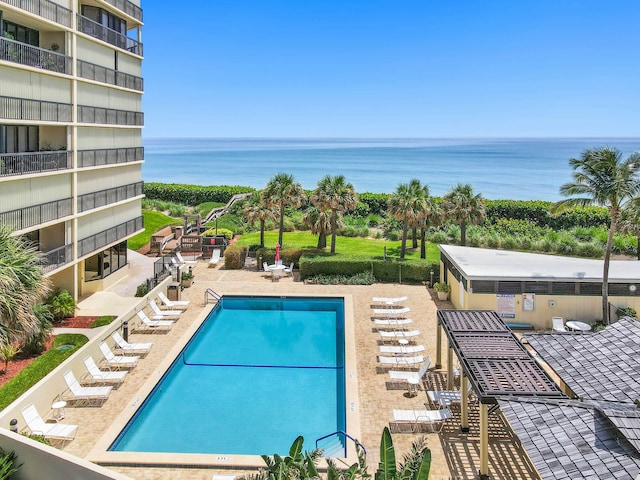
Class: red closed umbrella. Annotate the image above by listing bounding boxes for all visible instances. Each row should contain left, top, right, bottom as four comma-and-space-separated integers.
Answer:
275, 243, 281, 262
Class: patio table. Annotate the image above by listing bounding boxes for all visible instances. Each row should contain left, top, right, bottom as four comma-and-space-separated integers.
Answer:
565, 320, 592, 332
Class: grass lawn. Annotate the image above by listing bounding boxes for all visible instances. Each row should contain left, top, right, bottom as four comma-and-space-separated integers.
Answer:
235, 231, 440, 262
128, 210, 182, 251
196, 201, 225, 218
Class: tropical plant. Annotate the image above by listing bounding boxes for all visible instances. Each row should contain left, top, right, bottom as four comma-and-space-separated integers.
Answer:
375, 427, 431, 480
417, 190, 441, 259
433, 282, 450, 293
49, 289, 76, 322
0, 225, 51, 344
262, 173, 307, 246
388, 180, 427, 259
552, 147, 640, 323
302, 205, 332, 249
0, 341, 21, 373
243, 193, 278, 247
22, 303, 53, 355
0, 448, 21, 480
311, 175, 359, 254
443, 184, 486, 246
619, 197, 640, 260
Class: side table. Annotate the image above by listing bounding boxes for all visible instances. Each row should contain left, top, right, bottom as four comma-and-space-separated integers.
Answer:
50, 400, 66, 423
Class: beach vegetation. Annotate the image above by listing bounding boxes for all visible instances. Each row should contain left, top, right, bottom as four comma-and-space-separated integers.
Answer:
143, 183, 255, 206
443, 183, 486, 246
388, 180, 428, 259
262, 173, 307, 246
552, 147, 640, 323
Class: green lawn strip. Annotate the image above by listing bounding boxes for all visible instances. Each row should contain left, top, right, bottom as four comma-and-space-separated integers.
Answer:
235, 231, 440, 262
0, 334, 88, 411
128, 210, 182, 251
90, 316, 117, 328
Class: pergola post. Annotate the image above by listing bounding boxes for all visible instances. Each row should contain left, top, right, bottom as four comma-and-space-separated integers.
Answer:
447, 346, 454, 390
460, 373, 469, 433
479, 403, 489, 480
435, 323, 442, 369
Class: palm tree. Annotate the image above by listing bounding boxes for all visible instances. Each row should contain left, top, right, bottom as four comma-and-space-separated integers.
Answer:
552, 147, 640, 324
302, 206, 332, 249
242, 193, 277, 247
0, 225, 50, 344
619, 197, 640, 260
262, 173, 307, 246
388, 180, 427, 259
443, 183, 486, 246
418, 196, 443, 259
310, 175, 358, 254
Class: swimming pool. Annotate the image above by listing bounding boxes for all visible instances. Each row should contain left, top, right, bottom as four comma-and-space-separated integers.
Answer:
109, 296, 346, 456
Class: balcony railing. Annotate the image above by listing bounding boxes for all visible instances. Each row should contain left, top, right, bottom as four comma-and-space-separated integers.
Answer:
77, 59, 143, 91
0, 197, 72, 231
102, 0, 142, 22
42, 243, 72, 273
0, 150, 72, 177
78, 146, 143, 168
78, 104, 143, 126
79, 215, 143, 257
78, 181, 143, 212
0, 0, 72, 27
76, 14, 142, 56
0, 37, 72, 74
0, 96, 72, 122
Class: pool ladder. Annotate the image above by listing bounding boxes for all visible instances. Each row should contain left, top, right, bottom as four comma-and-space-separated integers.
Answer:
204, 288, 221, 305
315, 430, 365, 458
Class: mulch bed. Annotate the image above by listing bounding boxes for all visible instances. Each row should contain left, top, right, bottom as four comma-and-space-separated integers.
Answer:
0, 317, 97, 388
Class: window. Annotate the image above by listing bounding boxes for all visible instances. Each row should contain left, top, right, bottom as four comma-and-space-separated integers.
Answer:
0, 125, 39, 153
2, 19, 39, 46
81, 5, 126, 33
84, 241, 128, 282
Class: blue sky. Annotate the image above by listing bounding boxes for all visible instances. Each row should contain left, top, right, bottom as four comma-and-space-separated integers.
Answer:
141, 1, 640, 138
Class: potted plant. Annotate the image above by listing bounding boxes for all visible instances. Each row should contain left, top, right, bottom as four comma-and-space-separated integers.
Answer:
433, 282, 450, 300
181, 270, 194, 288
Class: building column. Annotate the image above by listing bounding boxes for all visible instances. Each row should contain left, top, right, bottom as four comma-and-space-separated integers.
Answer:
435, 323, 442, 369
479, 403, 489, 480
447, 346, 454, 390
460, 373, 469, 433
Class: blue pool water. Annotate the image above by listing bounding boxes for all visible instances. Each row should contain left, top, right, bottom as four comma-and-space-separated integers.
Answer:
110, 296, 346, 455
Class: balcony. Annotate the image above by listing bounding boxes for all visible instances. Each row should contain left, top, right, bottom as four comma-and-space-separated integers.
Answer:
0, 197, 72, 231
77, 59, 143, 91
78, 146, 143, 168
0, 150, 72, 177
76, 14, 142, 56
78, 181, 143, 212
0, 96, 72, 122
42, 243, 72, 273
0, 37, 72, 74
0, 0, 72, 27
78, 104, 143, 126
102, 0, 142, 23
78, 215, 143, 257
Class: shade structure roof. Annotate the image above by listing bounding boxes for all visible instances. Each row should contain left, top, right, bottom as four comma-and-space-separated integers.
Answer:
524, 318, 640, 404
438, 310, 565, 404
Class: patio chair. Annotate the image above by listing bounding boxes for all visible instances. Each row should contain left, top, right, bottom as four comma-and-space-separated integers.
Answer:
176, 252, 197, 265
373, 318, 414, 330
21, 404, 77, 445
378, 355, 424, 368
283, 262, 295, 277
148, 299, 182, 319
62, 370, 112, 406
379, 344, 425, 355
371, 307, 411, 317
111, 331, 152, 356
263, 262, 270, 272
379, 329, 420, 342
390, 407, 452, 433
136, 311, 174, 332
552, 317, 567, 332
99, 342, 139, 369
372, 296, 408, 305
157, 291, 190, 310
82, 356, 127, 387
388, 356, 433, 389
209, 248, 222, 267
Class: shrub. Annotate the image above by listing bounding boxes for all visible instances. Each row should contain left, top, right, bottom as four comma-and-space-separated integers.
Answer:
203, 227, 234, 239
49, 290, 76, 322
143, 183, 256, 206
168, 204, 186, 217
620, 307, 637, 318
429, 231, 449, 245
224, 245, 248, 269
306, 271, 376, 285
257, 248, 322, 267
433, 282, 450, 293
135, 283, 148, 297
91, 316, 116, 328
574, 242, 603, 258
22, 303, 54, 355
359, 192, 390, 216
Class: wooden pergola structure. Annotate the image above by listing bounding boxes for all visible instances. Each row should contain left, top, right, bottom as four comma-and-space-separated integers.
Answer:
435, 310, 565, 479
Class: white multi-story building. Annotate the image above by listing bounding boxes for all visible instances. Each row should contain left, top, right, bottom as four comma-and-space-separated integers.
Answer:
0, 0, 144, 299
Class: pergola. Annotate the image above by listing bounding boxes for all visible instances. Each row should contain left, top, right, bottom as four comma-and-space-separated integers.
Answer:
436, 310, 566, 479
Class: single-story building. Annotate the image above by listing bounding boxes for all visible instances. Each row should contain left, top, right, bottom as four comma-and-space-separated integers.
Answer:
438, 245, 640, 329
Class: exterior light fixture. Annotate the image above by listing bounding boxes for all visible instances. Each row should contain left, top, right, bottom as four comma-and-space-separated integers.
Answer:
630, 284, 637, 295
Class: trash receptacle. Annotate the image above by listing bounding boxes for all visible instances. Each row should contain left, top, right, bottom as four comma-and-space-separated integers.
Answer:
167, 282, 181, 301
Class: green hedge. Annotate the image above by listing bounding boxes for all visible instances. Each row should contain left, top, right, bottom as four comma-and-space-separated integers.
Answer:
224, 245, 248, 269
359, 192, 390, 216
485, 200, 609, 229
299, 254, 439, 283
144, 183, 255, 206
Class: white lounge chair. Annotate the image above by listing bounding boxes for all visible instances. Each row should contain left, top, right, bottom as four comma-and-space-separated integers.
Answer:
379, 344, 425, 355
380, 329, 420, 342
209, 248, 222, 267
378, 355, 424, 367
283, 262, 294, 277
62, 371, 112, 406
148, 299, 182, 318
111, 332, 152, 355
21, 404, 77, 444
136, 311, 173, 332
99, 342, 139, 368
373, 319, 413, 329
263, 261, 270, 272
372, 296, 408, 305
157, 291, 190, 310
552, 316, 567, 332
388, 356, 433, 389
391, 407, 452, 433
83, 356, 127, 386
371, 307, 411, 316
176, 252, 197, 265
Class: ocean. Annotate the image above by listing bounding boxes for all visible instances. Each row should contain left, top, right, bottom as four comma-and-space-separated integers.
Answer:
141, 138, 640, 201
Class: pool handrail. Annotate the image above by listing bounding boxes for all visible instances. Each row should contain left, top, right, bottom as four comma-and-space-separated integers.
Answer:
204, 288, 221, 304
315, 430, 366, 456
